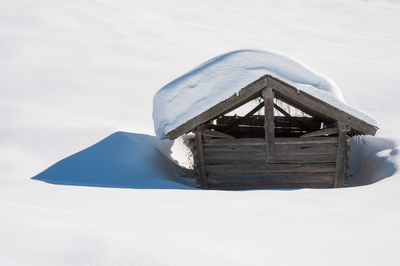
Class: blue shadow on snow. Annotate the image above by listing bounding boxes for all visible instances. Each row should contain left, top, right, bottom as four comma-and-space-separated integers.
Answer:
32, 132, 194, 189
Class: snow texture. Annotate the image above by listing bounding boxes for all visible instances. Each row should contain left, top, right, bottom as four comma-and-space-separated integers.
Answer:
1, 0, 400, 265
153, 49, 378, 138
33, 132, 194, 189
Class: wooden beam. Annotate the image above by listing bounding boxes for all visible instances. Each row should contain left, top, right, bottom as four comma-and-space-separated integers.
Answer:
226, 101, 264, 130
300, 127, 338, 138
216, 115, 322, 130
205, 154, 337, 165
194, 126, 207, 188
209, 124, 265, 138
166, 75, 268, 140
204, 144, 337, 156
201, 137, 338, 146
333, 122, 347, 188
268, 76, 377, 135
273, 103, 309, 132
207, 172, 334, 187
262, 87, 274, 161
206, 163, 336, 174
201, 129, 234, 139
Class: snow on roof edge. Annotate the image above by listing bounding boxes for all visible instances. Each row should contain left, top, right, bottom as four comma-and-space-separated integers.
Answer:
153, 50, 378, 139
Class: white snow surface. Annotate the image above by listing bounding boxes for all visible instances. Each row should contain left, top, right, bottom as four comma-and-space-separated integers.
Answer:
154, 49, 377, 138
1, 0, 400, 265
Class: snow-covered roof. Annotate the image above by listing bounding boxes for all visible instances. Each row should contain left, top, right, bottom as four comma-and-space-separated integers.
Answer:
153, 49, 378, 139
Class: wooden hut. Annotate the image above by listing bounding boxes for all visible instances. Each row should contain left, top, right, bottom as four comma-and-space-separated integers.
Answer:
166, 75, 378, 189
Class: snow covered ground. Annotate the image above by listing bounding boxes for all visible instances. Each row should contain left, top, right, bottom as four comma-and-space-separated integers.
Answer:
1, 0, 400, 265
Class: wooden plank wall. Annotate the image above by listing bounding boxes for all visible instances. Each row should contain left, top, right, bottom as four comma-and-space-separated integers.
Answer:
212, 116, 323, 138
334, 122, 348, 187
191, 136, 344, 189
194, 127, 207, 188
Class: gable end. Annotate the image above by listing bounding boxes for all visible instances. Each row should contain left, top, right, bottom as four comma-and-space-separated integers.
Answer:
166, 75, 378, 139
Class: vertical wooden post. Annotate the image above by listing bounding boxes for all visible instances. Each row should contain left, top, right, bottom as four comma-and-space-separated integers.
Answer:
262, 87, 274, 162
195, 126, 207, 188
334, 121, 347, 188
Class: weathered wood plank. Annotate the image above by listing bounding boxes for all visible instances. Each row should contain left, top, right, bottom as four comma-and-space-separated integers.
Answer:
194, 127, 207, 188
274, 143, 338, 151
166, 76, 268, 140
206, 152, 265, 160
203, 137, 338, 146
210, 125, 313, 138
269, 76, 377, 135
206, 163, 336, 174
209, 125, 265, 138
205, 157, 266, 165
203, 143, 337, 150
205, 151, 336, 163
274, 146, 337, 155
204, 150, 265, 158
344, 141, 351, 186
275, 137, 338, 145
204, 138, 265, 146
205, 154, 337, 164
262, 87, 274, 161
207, 172, 334, 185
202, 129, 235, 139
270, 154, 337, 163
225, 101, 264, 130
204, 144, 337, 156
216, 115, 321, 130
204, 146, 265, 153
273, 103, 308, 131
333, 122, 347, 188
207, 182, 332, 189
300, 127, 338, 138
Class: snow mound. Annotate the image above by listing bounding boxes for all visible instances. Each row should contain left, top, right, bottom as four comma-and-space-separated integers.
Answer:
153, 49, 378, 138
349, 136, 398, 186
33, 132, 193, 189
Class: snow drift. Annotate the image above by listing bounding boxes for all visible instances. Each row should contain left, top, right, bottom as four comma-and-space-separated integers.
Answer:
31, 131, 397, 189
348, 136, 398, 186
33, 132, 193, 189
153, 49, 378, 139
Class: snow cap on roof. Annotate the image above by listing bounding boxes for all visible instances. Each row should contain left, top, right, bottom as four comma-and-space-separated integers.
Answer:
153, 49, 378, 139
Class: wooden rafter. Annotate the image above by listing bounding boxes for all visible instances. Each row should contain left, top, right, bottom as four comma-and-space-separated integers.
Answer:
269, 76, 377, 135
225, 100, 264, 130
165, 74, 377, 139
166, 76, 268, 140
273, 103, 309, 132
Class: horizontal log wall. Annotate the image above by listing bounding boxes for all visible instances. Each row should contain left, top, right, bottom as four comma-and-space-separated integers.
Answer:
191, 136, 340, 189
213, 116, 323, 138
216, 115, 322, 129
203, 137, 338, 146
207, 173, 335, 188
